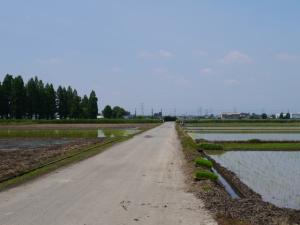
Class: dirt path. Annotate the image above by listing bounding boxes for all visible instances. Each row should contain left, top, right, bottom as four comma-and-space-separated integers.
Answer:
0, 122, 217, 225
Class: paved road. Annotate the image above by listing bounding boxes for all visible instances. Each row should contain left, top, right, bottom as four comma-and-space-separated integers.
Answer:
0, 122, 217, 225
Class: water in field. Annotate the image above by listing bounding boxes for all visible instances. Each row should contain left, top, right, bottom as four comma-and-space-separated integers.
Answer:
0, 128, 140, 151
97, 128, 139, 138
208, 151, 300, 209
189, 132, 300, 141
0, 128, 140, 138
0, 138, 76, 151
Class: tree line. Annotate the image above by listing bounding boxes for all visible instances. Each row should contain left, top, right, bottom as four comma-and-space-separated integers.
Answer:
102, 105, 130, 119
0, 74, 98, 119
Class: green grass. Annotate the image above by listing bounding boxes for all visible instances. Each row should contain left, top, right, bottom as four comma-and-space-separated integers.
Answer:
195, 157, 213, 168
194, 170, 218, 181
222, 142, 300, 151
198, 143, 224, 150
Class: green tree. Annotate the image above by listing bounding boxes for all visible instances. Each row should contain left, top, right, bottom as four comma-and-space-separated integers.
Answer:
88, 90, 98, 119
26, 77, 46, 119
11, 76, 26, 118
44, 84, 57, 119
102, 105, 112, 118
285, 113, 291, 119
80, 95, 89, 118
1, 74, 13, 118
70, 89, 81, 118
0, 82, 4, 118
279, 112, 284, 119
112, 106, 126, 118
26, 77, 38, 118
57, 86, 67, 119
261, 113, 268, 119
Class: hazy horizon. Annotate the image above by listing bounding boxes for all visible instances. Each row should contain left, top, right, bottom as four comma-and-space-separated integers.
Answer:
1, 1, 300, 115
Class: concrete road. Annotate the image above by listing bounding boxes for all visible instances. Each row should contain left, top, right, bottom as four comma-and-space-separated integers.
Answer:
0, 122, 217, 225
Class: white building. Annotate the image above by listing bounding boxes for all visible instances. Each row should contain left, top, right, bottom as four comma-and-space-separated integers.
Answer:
291, 113, 300, 119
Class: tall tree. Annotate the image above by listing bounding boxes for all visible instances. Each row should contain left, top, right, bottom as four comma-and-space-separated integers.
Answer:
102, 105, 112, 118
11, 76, 26, 118
80, 95, 89, 118
2, 74, 14, 118
57, 86, 67, 119
26, 77, 39, 118
0, 82, 4, 118
44, 84, 57, 119
88, 90, 98, 119
37, 79, 46, 118
70, 89, 81, 118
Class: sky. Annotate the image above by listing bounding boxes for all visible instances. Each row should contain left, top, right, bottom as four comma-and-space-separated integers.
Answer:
0, 0, 300, 115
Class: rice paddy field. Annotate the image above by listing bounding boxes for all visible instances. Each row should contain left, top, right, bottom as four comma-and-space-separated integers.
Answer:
182, 120, 300, 209
0, 123, 157, 183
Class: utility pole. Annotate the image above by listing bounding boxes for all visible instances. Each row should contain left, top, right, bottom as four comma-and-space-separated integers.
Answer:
140, 103, 144, 116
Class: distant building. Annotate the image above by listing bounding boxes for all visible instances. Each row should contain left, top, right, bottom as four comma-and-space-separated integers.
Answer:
221, 112, 250, 120
275, 113, 287, 119
291, 113, 300, 119
97, 114, 104, 119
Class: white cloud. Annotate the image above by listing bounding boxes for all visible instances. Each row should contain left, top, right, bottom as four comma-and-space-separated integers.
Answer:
139, 49, 174, 59
200, 67, 214, 75
275, 53, 300, 62
224, 79, 240, 86
220, 50, 252, 64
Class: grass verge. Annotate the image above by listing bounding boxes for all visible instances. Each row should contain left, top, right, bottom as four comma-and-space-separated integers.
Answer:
198, 143, 224, 150
222, 142, 300, 151
195, 157, 213, 168
194, 170, 218, 181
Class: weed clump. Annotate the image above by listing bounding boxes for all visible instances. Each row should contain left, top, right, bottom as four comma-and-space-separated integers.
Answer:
194, 170, 218, 181
247, 139, 262, 143
195, 157, 213, 168
198, 143, 224, 150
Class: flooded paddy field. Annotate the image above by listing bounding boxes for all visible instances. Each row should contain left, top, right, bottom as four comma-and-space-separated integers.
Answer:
0, 138, 100, 182
182, 122, 300, 210
0, 123, 156, 183
0, 138, 78, 151
0, 123, 155, 130
207, 150, 300, 209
